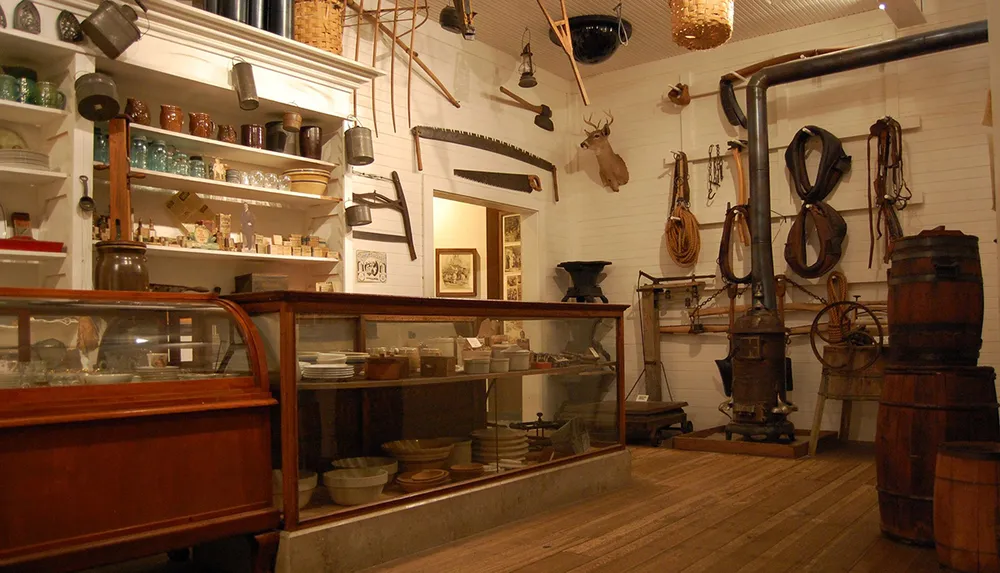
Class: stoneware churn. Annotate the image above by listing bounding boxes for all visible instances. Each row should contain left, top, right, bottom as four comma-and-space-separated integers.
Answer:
345, 118, 374, 166
94, 241, 149, 291
345, 203, 372, 227
81, 0, 142, 60
232, 58, 259, 111
75, 72, 120, 121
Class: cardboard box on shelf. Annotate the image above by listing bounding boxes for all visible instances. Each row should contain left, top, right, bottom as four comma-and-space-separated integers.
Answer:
166, 192, 215, 225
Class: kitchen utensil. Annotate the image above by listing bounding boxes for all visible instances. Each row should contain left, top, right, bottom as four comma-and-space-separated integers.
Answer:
36, 81, 66, 109
265, 120, 286, 152
124, 97, 149, 124
78, 175, 94, 213
240, 123, 264, 148
159, 104, 183, 132
13, 0, 40, 34
322, 468, 388, 506
345, 122, 374, 165
298, 125, 322, 159
57, 10, 84, 42
189, 112, 215, 138
81, 0, 144, 60
345, 203, 372, 227
232, 58, 259, 111
282, 168, 331, 196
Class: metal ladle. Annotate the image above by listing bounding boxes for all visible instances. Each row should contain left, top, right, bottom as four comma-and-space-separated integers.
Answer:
78, 175, 95, 213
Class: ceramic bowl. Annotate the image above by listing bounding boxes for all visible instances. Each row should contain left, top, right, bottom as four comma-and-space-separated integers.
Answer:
272, 470, 318, 510
323, 468, 388, 506
449, 463, 486, 481
471, 427, 525, 441
282, 168, 332, 196
332, 456, 399, 480
382, 438, 455, 458
464, 358, 491, 375
397, 470, 450, 493
316, 352, 347, 364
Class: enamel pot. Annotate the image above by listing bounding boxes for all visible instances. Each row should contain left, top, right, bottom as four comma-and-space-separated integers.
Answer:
75, 72, 120, 121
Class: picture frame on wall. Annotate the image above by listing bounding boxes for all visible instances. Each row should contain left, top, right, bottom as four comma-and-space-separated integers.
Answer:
502, 214, 521, 245
435, 248, 479, 297
504, 245, 521, 273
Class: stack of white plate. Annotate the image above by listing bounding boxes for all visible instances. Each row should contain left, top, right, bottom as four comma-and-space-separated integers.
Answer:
471, 427, 529, 463
0, 149, 50, 170
301, 362, 355, 381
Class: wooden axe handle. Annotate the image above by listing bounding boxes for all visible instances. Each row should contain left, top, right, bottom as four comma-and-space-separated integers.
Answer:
500, 86, 543, 114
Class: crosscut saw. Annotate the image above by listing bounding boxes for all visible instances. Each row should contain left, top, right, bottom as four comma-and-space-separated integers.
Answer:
453, 169, 541, 193
411, 126, 559, 201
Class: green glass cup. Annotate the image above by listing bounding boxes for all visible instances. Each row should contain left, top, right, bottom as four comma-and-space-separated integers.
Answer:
15, 77, 37, 105
37, 81, 66, 109
0, 75, 16, 101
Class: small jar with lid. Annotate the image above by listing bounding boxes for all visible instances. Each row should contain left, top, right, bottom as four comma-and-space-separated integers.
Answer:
148, 140, 168, 172
189, 156, 206, 178
172, 152, 190, 176
130, 136, 149, 169
93, 128, 109, 165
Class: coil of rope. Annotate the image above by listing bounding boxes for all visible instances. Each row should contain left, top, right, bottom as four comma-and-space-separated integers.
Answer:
867, 116, 910, 268
825, 271, 849, 343
665, 151, 701, 267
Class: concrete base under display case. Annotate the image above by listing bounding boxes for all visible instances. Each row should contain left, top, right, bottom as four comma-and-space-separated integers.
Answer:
274, 449, 632, 572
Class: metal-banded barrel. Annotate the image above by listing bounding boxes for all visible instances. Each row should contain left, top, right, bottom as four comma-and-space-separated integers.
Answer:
888, 228, 983, 367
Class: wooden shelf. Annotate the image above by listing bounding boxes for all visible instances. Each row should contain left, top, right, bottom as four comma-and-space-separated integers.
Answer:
297, 363, 614, 390
0, 27, 83, 66
0, 100, 69, 127
0, 165, 67, 185
144, 244, 339, 265
0, 248, 66, 263
114, 168, 340, 209
130, 124, 339, 172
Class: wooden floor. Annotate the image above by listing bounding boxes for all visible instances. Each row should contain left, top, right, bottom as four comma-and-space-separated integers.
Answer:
369, 444, 941, 573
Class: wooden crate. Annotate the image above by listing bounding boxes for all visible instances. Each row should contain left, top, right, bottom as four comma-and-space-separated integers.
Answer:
672, 425, 838, 459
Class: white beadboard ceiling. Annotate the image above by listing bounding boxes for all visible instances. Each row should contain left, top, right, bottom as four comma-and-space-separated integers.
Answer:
424, 0, 878, 78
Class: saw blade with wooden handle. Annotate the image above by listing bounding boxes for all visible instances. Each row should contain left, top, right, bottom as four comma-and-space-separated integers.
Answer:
453, 169, 541, 193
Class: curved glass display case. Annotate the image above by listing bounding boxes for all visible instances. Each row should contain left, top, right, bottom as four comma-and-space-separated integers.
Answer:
229, 291, 628, 530
0, 288, 278, 573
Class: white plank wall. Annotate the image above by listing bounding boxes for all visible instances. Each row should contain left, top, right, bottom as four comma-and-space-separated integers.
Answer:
561, 0, 996, 439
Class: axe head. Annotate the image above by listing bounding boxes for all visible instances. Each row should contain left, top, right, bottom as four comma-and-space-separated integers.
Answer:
534, 114, 555, 132
728, 139, 748, 151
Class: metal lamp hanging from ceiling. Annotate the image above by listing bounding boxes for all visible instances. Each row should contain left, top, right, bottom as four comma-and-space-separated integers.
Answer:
518, 28, 537, 88
669, 0, 733, 51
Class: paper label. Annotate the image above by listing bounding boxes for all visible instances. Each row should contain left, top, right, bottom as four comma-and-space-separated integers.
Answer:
466, 338, 482, 348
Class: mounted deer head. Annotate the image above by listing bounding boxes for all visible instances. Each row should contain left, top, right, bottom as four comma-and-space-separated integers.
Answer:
581, 111, 629, 192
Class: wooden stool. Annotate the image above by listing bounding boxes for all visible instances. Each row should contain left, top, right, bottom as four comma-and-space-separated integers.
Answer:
934, 442, 1000, 573
809, 344, 884, 456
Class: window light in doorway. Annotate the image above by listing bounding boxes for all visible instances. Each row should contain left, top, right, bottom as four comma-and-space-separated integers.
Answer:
669, 0, 734, 51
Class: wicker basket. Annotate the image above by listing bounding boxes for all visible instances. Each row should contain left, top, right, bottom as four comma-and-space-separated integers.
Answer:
294, 0, 346, 55
669, 0, 734, 51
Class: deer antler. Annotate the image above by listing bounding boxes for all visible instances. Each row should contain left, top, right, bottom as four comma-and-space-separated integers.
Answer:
603, 110, 615, 129
584, 114, 600, 131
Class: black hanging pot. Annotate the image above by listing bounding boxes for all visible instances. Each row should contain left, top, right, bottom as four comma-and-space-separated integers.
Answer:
75, 72, 120, 121
345, 204, 372, 227
548, 15, 631, 64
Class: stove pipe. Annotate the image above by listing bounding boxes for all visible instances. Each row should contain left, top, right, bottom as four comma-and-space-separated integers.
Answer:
747, 20, 988, 310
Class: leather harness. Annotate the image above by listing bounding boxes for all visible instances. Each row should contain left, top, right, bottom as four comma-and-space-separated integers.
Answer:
719, 203, 752, 284
783, 126, 851, 279
867, 117, 910, 267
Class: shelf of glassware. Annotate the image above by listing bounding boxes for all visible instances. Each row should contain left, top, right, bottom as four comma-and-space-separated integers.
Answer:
0, 99, 69, 127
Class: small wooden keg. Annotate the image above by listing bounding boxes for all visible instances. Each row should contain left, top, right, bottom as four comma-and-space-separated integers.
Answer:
875, 366, 1000, 546
934, 442, 1000, 573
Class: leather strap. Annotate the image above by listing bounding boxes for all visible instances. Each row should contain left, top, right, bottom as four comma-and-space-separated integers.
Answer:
867, 117, 910, 267
782, 126, 851, 279
719, 203, 752, 284
720, 78, 746, 128
665, 152, 701, 267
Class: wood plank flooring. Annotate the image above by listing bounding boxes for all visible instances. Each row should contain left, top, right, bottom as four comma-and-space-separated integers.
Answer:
368, 444, 940, 573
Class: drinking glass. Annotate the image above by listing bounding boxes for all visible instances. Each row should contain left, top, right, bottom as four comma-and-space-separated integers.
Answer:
0, 75, 17, 101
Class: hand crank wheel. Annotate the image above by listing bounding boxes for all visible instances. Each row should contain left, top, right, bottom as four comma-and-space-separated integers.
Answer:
809, 301, 884, 372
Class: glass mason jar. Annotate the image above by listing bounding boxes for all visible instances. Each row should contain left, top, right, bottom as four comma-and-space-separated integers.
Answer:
148, 140, 168, 172
172, 152, 190, 176
94, 128, 109, 165
0, 75, 17, 101
130, 136, 149, 169
189, 155, 206, 179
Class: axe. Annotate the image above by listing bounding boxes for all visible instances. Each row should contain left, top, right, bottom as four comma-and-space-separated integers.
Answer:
499, 86, 554, 132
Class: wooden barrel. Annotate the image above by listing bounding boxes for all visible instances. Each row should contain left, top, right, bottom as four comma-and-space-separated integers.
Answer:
875, 366, 1000, 546
934, 442, 1000, 573
821, 344, 885, 399
888, 227, 983, 366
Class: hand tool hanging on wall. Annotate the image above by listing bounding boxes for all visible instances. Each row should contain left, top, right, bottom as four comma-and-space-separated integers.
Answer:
665, 151, 700, 267
536, 0, 590, 105
499, 87, 554, 132
453, 169, 541, 193
706, 144, 723, 205
389, 3, 400, 132
406, 0, 419, 127
728, 139, 750, 246
866, 116, 911, 268
719, 48, 848, 129
351, 171, 417, 261
783, 125, 851, 279
371, 0, 382, 137
411, 126, 559, 201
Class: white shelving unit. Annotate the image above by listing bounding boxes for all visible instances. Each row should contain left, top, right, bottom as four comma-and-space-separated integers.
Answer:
0, 100, 70, 128
143, 244, 339, 264
0, 248, 67, 262
0, 166, 68, 186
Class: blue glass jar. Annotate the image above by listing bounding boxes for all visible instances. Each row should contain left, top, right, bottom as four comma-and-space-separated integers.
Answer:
172, 152, 190, 176
130, 135, 148, 169
189, 156, 206, 178
148, 140, 168, 172
93, 128, 109, 164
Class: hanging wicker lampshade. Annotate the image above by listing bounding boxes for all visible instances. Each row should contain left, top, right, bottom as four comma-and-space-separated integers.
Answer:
669, 0, 734, 51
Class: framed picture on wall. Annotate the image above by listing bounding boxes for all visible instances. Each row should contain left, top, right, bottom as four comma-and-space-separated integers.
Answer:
436, 248, 479, 297
503, 245, 521, 273
502, 214, 521, 245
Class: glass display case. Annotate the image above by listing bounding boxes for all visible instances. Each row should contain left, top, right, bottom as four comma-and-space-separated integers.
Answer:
0, 288, 278, 573
229, 291, 628, 529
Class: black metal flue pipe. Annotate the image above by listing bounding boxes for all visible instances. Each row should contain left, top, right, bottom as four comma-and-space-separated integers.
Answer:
747, 20, 988, 310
